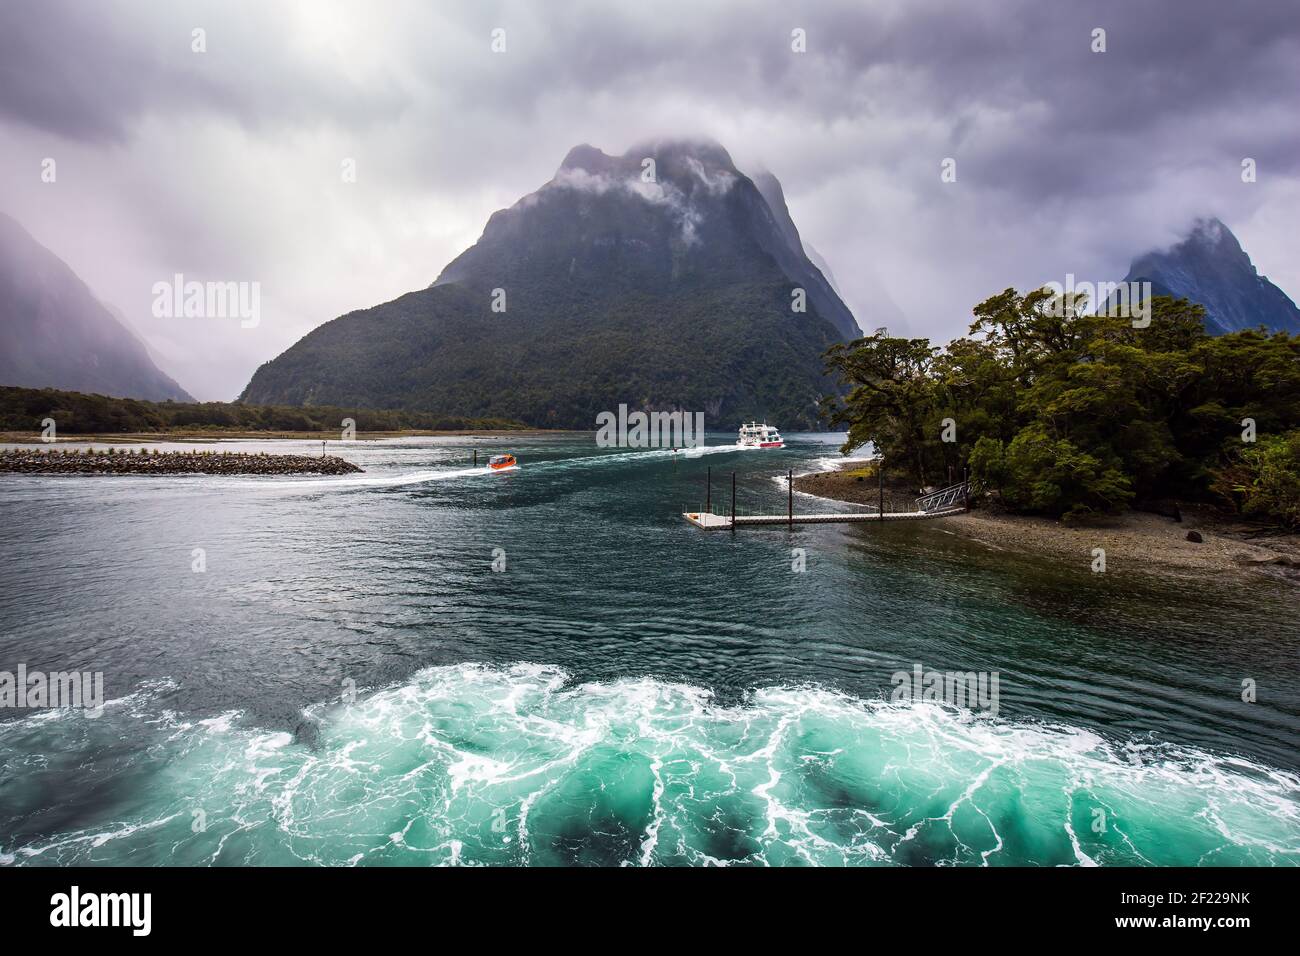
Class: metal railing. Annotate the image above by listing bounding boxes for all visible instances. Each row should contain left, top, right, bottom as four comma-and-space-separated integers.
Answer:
915, 481, 969, 512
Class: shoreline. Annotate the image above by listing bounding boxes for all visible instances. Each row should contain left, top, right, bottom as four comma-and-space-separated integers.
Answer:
796, 464, 1300, 583
0, 428, 572, 444
938, 509, 1300, 582
792, 464, 920, 513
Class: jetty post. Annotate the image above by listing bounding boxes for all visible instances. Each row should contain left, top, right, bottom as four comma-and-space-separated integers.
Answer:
788, 469, 793, 528
473, 449, 477, 467
730, 472, 736, 534
706, 466, 711, 513
878, 456, 884, 522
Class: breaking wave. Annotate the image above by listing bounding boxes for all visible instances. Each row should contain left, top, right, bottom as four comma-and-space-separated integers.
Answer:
3, 664, 1297, 866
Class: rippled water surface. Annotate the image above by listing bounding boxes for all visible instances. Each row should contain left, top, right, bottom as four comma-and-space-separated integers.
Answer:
1, 433, 1297, 865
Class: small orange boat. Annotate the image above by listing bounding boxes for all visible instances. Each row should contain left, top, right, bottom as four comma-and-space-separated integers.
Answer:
488, 454, 517, 471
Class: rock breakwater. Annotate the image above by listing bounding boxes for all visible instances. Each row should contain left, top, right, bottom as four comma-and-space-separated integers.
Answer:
0, 448, 363, 476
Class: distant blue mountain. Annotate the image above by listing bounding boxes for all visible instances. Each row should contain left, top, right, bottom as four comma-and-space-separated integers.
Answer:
1121, 217, 1300, 335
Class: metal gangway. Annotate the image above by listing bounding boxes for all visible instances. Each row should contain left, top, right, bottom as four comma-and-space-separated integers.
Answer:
915, 480, 970, 512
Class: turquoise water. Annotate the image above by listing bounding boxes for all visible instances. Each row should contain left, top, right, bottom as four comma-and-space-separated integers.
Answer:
1, 433, 1297, 865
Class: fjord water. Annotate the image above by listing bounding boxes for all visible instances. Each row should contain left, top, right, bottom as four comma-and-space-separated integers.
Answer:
1, 434, 1297, 866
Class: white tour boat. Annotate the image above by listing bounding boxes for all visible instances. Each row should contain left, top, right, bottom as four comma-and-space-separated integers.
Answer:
737, 422, 784, 448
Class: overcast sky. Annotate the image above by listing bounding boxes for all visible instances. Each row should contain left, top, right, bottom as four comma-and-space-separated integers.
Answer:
1, 0, 1297, 400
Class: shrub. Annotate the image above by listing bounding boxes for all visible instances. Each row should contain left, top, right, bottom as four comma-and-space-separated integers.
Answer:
1213, 431, 1300, 529
992, 425, 1133, 520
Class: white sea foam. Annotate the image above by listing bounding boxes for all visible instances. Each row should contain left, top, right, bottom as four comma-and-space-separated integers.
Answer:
246, 444, 751, 494
267, 464, 511, 492
2, 663, 1297, 867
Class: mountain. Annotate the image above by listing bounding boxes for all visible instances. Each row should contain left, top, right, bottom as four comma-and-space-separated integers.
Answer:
1120, 217, 1300, 336
742, 169, 860, 340
0, 212, 193, 402
241, 139, 862, 429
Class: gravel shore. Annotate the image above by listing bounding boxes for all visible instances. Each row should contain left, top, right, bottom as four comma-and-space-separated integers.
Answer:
792, 468, 920, 513
939, 509, 1299, 581
796, 463, 1299, 582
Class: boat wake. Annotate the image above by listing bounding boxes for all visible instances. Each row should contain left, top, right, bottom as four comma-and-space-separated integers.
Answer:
531, 443, 758, 473
253, 445, 742, 494
266, 464, 517, 492
3, 664, 1297, 867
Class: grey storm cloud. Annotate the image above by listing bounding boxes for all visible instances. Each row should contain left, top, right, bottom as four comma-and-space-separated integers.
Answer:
0, 0, 1296, 399
0, 1, 408, 142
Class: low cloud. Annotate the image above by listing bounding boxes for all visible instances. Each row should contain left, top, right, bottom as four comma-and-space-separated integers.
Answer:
0, 0, 1296, 398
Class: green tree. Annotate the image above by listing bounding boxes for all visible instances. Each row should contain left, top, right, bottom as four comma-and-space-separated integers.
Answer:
823, 332, 941, 486
824, 287, 1300, 524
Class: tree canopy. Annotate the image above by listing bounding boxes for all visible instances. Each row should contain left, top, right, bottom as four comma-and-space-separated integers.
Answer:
0, 386, 526, 435
824, 290, 1300, 524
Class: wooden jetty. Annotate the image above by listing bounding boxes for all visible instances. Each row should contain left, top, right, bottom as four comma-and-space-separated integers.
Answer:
684, 470, 970, 530
683, 507, 965, 529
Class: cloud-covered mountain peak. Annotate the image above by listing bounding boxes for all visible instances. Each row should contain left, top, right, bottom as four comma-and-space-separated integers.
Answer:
550, 138, 740, 200
433, 138, 860, 338
1123, 216, 1300, 335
